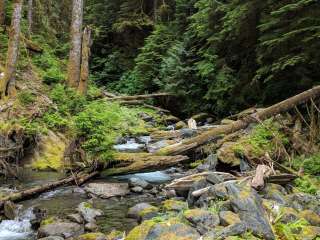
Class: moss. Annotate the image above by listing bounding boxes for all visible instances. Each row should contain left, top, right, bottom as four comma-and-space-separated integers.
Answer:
78, 233, 107, 240
31, 131, 66, 171
162, 200, 188, 212
139, 206, 159, 218
106, 230, 124, 240
83, 202, 93, 209
41, 216, 57, 226
189, 159, 204, 169
125, 220, 157, 240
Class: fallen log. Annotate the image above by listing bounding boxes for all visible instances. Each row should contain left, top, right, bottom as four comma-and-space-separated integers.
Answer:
251, 165, 273, 190
103, 153, 189, 176
156, 86, 320, 156
109, 93, 173, 101
0, 171, 99, 209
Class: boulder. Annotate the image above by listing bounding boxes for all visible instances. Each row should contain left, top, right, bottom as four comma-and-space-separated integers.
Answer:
261, 183, 287, 205
180, 129, 197, 138
131, 186, 144, 193
38, 222, 84, 238
299, 210, 320, 226
183, 209, 220, 234
286, 193, 320, 215
162, 199, 188, 212
85, 222, 99, 232
77, 202, 103, 223
84, 183, 130, 199
129, 177, 152, 190
204, 222, 247, 240
219, 211, 241, 226
67, 213, 84, 224
128, 203, 159, 220
77, 232, 107, 240
206, 173, 224, 185
226, 183, 275, 240
145, 221, 200, 240
217, 142, 240, 166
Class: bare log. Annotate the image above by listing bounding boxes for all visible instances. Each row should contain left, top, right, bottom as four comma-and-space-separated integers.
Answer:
156, 86, 320, 156
103, 153, 189, 176
251, 165, 273, 190
109, 93, 173, 101
0, 171, 99, 209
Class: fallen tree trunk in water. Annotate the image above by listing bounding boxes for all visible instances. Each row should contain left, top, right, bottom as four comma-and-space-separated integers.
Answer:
156, 86, 320, 156
103, 153, 189, 176
0, 171, 99, 210
109, 92, 173, 101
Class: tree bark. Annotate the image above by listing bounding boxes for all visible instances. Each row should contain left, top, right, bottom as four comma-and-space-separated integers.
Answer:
0, 0, 4, 26
109, 93, 173, 101
27, 0, 33, 35
0, 0, 23, 98
78, 26, 92, 95
103, 153, 189, 176
156, 85, 320, 156
67, 0, 83, 88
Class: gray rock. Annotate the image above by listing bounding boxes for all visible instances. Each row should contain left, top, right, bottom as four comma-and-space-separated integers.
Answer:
77, 202, 103, 223
145, 222, 200, 240
180, 129, 197, 138
4, 201, 18, 220
131, 186, 144, 193
219, 211, 241, 226
187, 179, 208, 206
204, 222, 247, 239
206, 173, 224, 185
129, 177, 152, 190
38, 237, 64, 240
184, 209, 220, 234
205, 154, 218, 170
127, 203, 154, 219
286, 193, 320, 215
139, 112, 154, 122
67, 213, 83, 224
262, 183, 287, 205
226, 183, 275, 240
196, 164, 211, 172
38, 222, 84, 238
85, 221, 99, 232
147, 140, 170, 153
84, 183, 130, 199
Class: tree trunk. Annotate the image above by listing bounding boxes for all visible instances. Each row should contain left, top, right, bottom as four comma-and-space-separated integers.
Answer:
156, 86, 320, 156
78, 26, 92, 95
27, 0, 32, 35
109, 93, 173, 101
0, 0, 4, 26
67, 0, 83, 88
0, 0, 23, 98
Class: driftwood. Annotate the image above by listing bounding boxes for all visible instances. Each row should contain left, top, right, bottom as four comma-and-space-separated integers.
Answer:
165, 172, 236, 192
103, 153, 189, 176
0, 171, 99, 210
156, 86, 320, 156
109, 93, 173, 101
251, 165, 273, 190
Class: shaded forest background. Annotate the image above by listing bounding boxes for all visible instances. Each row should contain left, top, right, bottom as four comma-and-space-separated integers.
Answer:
1, 0, 320, 117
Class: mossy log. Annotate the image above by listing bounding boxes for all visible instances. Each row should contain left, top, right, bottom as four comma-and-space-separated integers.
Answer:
109, 93, 173, 101
0, 171, 99, 210
103, 153, 189, 176
156, 86, 320, 156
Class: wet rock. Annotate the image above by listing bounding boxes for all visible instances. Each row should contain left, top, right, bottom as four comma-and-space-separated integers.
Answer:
85, 222, 99, 232
113, 139, 146, 153
286, 193, 320, 215
147, 140, 172, 153
145, 221, 200, 240
129, 177, 152, 190
217, 142, 240, 166
262, 183, 287, 205
180, 129, 197, 138
128, 203, 158, 220
219, 211, 241, 226
137, 136, 151, 144
77, 202, 103, 223
78, 232, 107, 240
38, 237, 64, 240
4, 201, 18, 220
84, 183, 130, 199
67, 213, 83, 224
279, 207, 299, 224
299, 210, 320, 226
206, 173, 224, 185
204, 222, 247, 240
38, 222, 84, 238
184, 209, 220, 234
226, 183, 275, 240
131, 186, 144, 193
162, 199, 188, 212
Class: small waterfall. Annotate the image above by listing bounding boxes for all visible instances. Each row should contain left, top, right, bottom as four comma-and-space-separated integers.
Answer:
0, 208, 35, 240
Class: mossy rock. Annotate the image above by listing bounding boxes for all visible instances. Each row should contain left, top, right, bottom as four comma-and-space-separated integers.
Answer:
175, 121, 187, 130
162, 199, 188, 212
125, 220, 157, 240
41, 216, 59, 226
77, 232, 107, 240
299, 210, 320, 227
139, 206, 160, 221
219, 211, 241, 226
294, 226, 320, 240
106, 230, 124, 240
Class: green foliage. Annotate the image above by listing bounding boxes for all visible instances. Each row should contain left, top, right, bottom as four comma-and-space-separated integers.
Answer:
294, 176, 320, 195
274, 219, 310, 240
291, 153, 320, 175
42, 112, 70, 132
74, 101, 148, 161
17, 91, 36, 106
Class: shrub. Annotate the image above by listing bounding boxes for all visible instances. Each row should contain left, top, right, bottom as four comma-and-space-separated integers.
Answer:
17, 91, 36, 106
